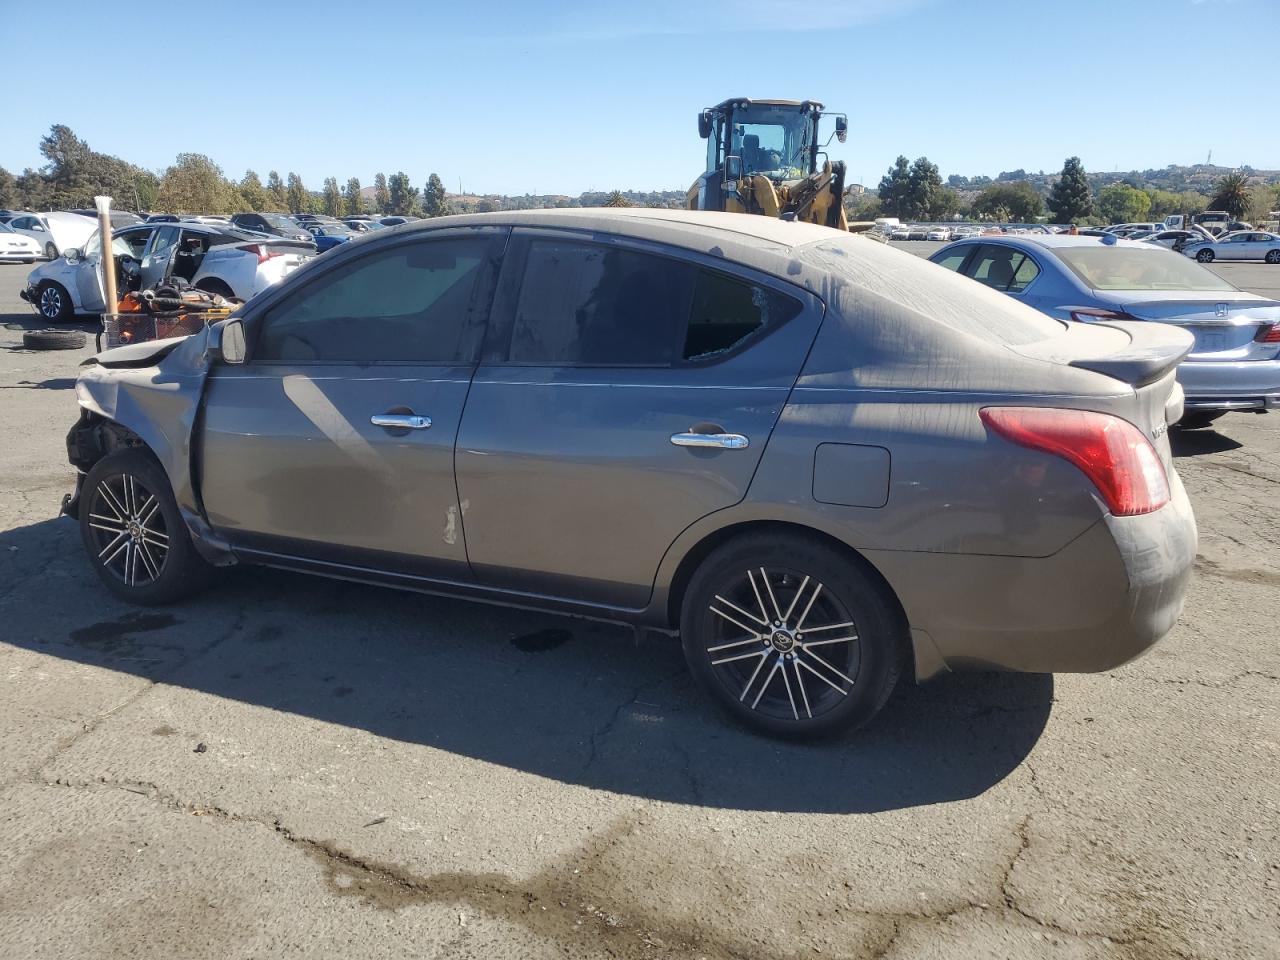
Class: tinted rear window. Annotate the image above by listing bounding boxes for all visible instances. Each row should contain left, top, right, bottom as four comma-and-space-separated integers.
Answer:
1056, 246, 1237, 292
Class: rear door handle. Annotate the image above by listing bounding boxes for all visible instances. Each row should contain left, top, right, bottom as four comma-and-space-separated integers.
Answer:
670, 431, 749, 449
371, 414, 432, 430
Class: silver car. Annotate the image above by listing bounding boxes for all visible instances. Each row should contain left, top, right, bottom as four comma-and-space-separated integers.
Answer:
63, 210, 1197, 738
1181, 230, 1280, 264
930, 234, 1280, 424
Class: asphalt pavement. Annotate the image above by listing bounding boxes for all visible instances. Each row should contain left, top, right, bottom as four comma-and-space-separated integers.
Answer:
0, 255, 1276, 960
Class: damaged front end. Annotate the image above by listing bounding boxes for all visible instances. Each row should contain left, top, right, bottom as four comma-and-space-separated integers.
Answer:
63, 326, 237, 566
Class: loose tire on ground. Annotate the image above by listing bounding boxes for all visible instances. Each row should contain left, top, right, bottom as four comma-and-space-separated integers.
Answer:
679, 531, 906, 739
79, 448, 214, 605
22, 328, 86, 351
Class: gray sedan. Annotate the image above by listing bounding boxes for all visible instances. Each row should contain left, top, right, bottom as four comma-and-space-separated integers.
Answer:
62, 210, 1196, 738
1181, 230, 1280, 264
929, 234, 1280, 423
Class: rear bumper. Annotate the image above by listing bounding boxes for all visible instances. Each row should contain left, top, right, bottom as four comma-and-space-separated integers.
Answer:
866, 472, 1197, 678
1177, 359, 1280, 411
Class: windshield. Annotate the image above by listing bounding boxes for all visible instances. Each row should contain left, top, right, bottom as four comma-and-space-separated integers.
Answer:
0, 223, 13, 234
1057, 247, 1238, 292
729, 105, 813, 180
263, 214, 299, 229
315, 225, 353, 236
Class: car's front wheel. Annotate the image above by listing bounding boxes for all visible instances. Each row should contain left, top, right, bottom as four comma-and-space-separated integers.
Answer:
680, 532, 905, 739
1196, 249, 1215, 263
35, 280, 73, 322
1265, 250, 1280, 265
79, 449, 213, 605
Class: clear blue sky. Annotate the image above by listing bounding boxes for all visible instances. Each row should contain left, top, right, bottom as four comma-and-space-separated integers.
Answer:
2, 0, 1275, 196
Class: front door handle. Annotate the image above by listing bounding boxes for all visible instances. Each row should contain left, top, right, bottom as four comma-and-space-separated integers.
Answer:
670, 431, 749, 449
371, 413, 432, 430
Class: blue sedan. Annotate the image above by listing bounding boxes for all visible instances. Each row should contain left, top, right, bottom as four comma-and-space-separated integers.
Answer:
929, 234, 1280, 424
305, 223, 355, 253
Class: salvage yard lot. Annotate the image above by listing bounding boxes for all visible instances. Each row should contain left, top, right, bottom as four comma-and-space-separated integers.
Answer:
0, 257, 1276, 959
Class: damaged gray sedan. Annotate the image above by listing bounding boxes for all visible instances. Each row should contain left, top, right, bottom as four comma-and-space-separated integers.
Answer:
64, 209, 1197, 738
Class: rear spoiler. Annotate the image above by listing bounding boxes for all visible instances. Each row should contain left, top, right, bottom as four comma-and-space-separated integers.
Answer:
1065, 320, 1194, 387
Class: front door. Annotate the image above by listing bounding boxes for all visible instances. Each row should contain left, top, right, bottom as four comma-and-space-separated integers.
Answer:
455, 231, 823, 608
141, 226, 180, 287
199, 230, 505, 579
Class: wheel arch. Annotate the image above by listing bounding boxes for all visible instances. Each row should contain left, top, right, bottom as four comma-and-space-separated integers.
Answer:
661, 519, 910, 644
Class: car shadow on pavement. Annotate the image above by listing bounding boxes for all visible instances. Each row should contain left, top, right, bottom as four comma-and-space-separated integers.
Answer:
2, 516, 1053, 815
1170, 428, 1243, 457
2, 311, 98, 334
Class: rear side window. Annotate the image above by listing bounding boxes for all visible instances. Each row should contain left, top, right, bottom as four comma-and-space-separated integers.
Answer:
966, 244, 1038, 293
932, 250, 968, 272
508, 238, 799, 366
255, 237, 488, 363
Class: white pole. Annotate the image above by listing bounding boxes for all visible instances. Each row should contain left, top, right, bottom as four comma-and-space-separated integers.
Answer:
93, 196, 118, 323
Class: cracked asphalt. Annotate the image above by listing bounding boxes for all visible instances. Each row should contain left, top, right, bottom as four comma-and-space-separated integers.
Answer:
0, 259, 1277, 959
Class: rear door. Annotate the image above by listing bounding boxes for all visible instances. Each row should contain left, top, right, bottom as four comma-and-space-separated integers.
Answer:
454, 230, 823, 608
199, 229, 505, 577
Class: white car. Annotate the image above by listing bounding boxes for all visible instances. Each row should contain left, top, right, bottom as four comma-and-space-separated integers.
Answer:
0, 222, 42, 262
1181, 231, 1280, 265
926, 226, 951, 241
5, 211, 97, 260
21, 221, 316, 321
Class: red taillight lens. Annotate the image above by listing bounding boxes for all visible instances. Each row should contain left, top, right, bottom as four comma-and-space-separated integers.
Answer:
980, 407, 1170, 516
1067, 307, 1141, 323
1254, 322, 1280, 344
238, 243, 282, 264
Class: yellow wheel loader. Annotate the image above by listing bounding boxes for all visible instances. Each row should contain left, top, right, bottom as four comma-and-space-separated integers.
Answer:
687, 98, 850, 230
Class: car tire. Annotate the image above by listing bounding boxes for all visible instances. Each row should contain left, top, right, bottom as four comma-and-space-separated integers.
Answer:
34, 280, 74, 322
1196, 249, 1215, 263
680, 532, 906, 739
79, 449, 214, 605
23, 328, 86, 350
1177, 412, 1226, 430
44, 242, 57, 260
1265, 250, 1280, 265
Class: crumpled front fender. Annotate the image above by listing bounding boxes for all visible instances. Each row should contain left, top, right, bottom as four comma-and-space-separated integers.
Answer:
73, 326, 236, 565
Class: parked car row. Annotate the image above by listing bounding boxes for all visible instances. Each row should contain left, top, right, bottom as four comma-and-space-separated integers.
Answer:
928, 233, 1280, 423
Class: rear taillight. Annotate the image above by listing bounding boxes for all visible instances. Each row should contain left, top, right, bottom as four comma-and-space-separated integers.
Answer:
980, 407, 1170, 516
239, 244, 282, 264
1067, 306, 1141, 323
1254, 322, 1280, 343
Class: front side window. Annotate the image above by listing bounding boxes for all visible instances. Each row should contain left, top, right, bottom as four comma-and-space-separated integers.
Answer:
113, 230, 152, 259
932, 250, 969, 272
256, 237, 488, 364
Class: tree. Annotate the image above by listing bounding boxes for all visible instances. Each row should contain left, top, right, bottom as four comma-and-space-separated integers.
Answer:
373, 172, 390, 214
423, 173, 449, 217
322, 176, 343, 216
1047, 157, 1093, 223
972, 182, 1044, 222
387, 171, 419, 216
286, 172, 309, 213
604, 190, 632, 207
239, 170, 270, 211
344, 177, 363, 216
905, 157, 945, 219
0, 167, 15, 208
1097, 183, 1152, 224
877, 155, 912, 218
266, 170, 286, 208
157, 154, 238, 214
474, 198, 498, 214
1210, 172, 1251, 219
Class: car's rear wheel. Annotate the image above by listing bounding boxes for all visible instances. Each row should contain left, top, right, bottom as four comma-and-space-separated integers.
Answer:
1196, 249, 1215, 263
44, 242, 57, 260
79, 449, 213, 605
680, 533, 905, 739
195, 278, 235, 299
1265, 250, 1280, 265
35, 280, 73, 322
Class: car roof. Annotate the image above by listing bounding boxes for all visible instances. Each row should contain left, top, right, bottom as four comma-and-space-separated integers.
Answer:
944, 233, 1169, 253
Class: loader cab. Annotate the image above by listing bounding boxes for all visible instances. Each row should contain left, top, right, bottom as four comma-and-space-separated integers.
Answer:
700, 99, 840, 183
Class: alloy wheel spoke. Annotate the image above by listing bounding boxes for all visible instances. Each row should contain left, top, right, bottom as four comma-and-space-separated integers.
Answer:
708, 635, 762, 654
794, 582, 824, 632
98, 482, 129, 521
782, 575, 810, 622
88, 513, 127, 533
779, 659, 799, 720
800, 636, 858, 649
738, 653, 769, 702
746, 569, 771, 625
710, 599, 764, 637
793, 660, 813, 718
712, 649, 768, 667
796, 656, 848, 696
713, 593, 769, 630
798, 648, 857, 687
136, 495, 158, 526
136, 539, 161, 581
97, 529, 129, 562
759, 567, 784, 621
751, 658, 782, 709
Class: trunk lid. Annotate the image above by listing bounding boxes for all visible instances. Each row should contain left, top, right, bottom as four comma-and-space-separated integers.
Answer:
1118, 294, 1280, 361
